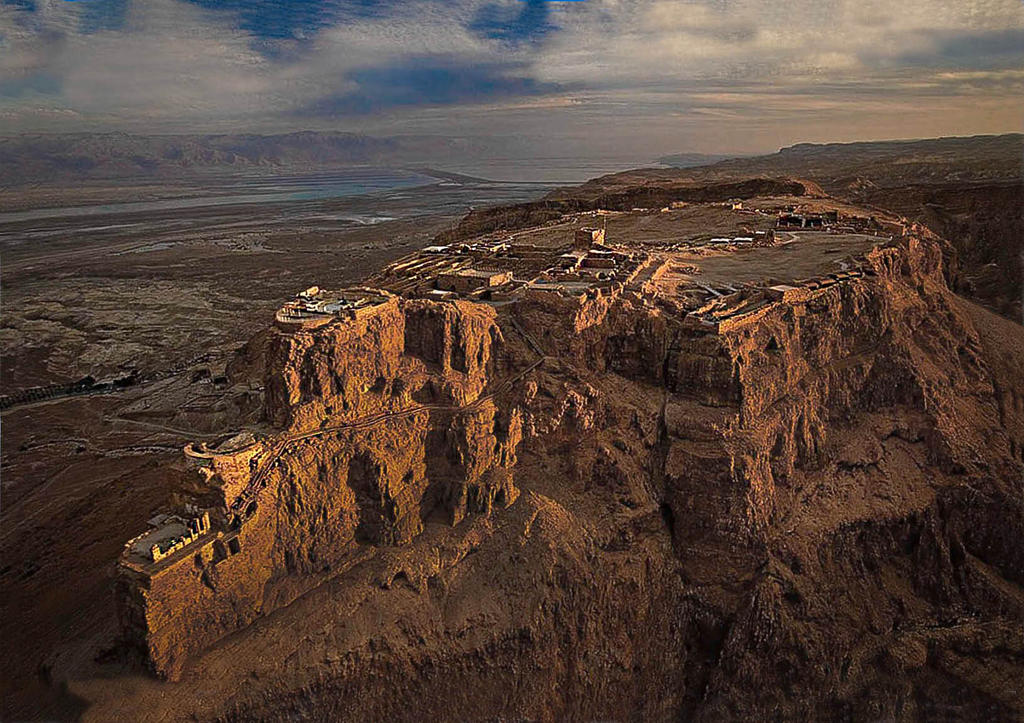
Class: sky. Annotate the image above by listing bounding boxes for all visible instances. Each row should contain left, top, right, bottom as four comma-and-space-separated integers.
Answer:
0, 0, 1022, 158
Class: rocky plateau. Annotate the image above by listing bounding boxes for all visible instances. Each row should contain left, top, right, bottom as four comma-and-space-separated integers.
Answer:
3, 172, 1024, 722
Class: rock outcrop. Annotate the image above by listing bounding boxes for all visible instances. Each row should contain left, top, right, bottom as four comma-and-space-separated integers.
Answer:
107, 222, 1024, 719
117, 296, 525, 680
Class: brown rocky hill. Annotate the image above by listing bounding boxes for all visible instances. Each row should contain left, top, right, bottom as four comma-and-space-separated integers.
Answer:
660, 135, 1022, 186
435, 177, 812, 243
655, 134, 1024, 321
60, 195, 1024, 720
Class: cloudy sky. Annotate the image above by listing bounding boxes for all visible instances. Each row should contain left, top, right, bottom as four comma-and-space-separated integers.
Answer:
1, 0, 1022, 157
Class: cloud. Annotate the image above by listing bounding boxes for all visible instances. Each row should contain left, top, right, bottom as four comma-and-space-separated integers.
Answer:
1, 0, 36, 13
0, 0, 279, 122
79, 0, 129, 33
890, 28, 1024, 69
305, 56, 563, 114
181, 0, 349, 41
0, 0, 1020, 154
469, 0, 555, 44
0, 69, 58, 97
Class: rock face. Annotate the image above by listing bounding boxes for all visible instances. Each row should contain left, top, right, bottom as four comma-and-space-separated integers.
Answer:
117, 297, 524, 680
856, 179, 1024, 320
109, 227, 1024, 719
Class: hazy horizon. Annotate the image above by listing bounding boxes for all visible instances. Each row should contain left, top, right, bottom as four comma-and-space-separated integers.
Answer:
2, 0, 1022, 159
1, 127, 1019, 156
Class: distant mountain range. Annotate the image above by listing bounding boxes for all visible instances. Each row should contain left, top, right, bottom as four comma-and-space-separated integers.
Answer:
655, 151, 744, 168
659, 134, 1023, 186
6, 131, 1019, 188
0, 131, 477, 185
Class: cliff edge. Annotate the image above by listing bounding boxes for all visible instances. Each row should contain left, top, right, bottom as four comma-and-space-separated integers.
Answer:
83, 189, 1024, 720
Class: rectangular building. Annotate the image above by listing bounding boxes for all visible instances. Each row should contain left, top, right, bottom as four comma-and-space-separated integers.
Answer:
437, 269, 513, 294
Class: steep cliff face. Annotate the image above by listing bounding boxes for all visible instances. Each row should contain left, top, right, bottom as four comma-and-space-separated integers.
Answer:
508, 234, 1024, 718
106, 235, 1024, 718
857, 179, 1024, 321
717, 238, 1001, 532
651, 240, 1024, 718
264, 299, 502, 430
120, 297, 524, 679
264, 297, 408, 429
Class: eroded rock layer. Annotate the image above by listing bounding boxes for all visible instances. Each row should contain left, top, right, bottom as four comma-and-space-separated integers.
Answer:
106, 213, 1024, 720
117, 297, 524, 679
